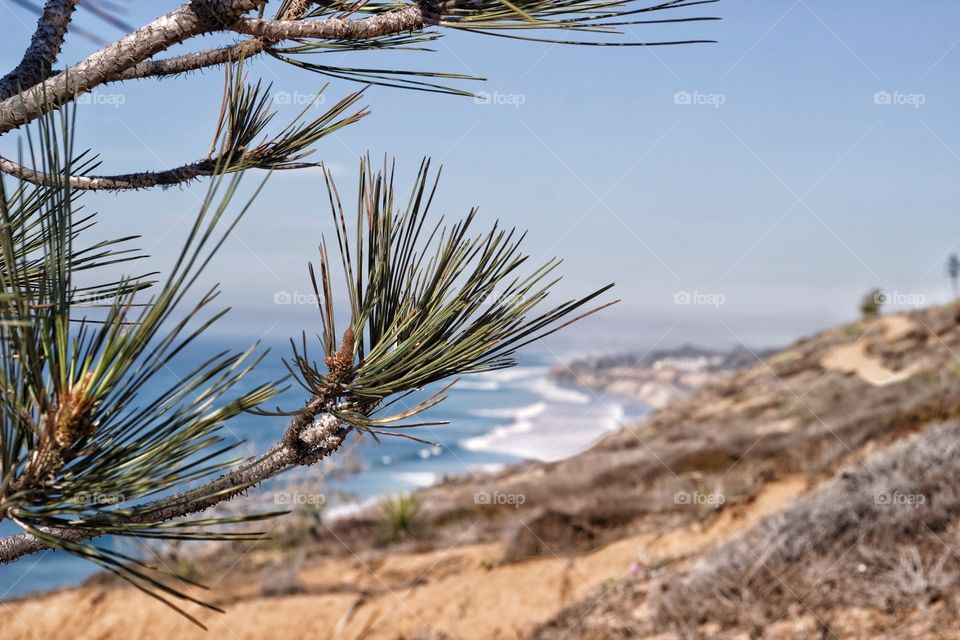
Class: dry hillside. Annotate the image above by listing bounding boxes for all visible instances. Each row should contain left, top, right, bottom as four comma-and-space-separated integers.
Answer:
5, 306, 960, 639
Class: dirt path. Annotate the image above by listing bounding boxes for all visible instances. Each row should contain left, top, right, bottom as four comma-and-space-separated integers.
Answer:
819, 315, 923, 386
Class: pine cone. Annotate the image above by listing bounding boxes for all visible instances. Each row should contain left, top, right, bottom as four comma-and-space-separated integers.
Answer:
52, 372, 97, 449
324, 327, 355, 384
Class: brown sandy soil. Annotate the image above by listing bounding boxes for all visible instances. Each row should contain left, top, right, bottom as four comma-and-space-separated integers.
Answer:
819, 315, 924, 386
6, 306, 960, 639
0, 477, 806, 640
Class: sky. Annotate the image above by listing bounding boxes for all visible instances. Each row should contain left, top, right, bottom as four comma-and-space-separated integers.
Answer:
1, 0, 959, 354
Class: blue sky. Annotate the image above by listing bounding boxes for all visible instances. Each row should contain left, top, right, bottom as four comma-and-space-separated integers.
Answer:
1, 1, 959, 352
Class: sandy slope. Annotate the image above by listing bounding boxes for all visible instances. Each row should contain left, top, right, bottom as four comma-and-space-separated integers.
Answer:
0, 477, 806, 640
819, 316, 924, 386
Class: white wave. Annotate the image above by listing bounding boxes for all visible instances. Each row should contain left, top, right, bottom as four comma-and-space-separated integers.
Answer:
455, 379, 501, 391
607, 402, 627, 428
524, 377, 591, 404
393, 471, 439, 488
475, 366, 550, 383
461, 401, 626, 462
470, 401, 547, 420
460, 413, 538, 452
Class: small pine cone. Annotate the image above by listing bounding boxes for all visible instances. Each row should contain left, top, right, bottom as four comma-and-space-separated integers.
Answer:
325, 327, 355, 383
52, 401, 75, 449
52, 373, 97, 449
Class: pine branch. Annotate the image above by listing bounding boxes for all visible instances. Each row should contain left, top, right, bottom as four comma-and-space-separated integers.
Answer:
0, 0, 79, 101
0, 111, 289, 615
288, 155, 618, 435
0, 0, 696, 620
104, 0, 315, 83
232, 3, 437, 40
0, 409, 349, 565
0, 154, 220, 191
0, 0, 717, 137
0, 1, 261, 136
0, 154, 617, 584
0, 71, 368, 191
114, 41, 266, 82
6, 0, 135, 49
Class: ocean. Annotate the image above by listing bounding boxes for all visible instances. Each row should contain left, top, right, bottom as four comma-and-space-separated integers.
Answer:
0, 342, 647, 599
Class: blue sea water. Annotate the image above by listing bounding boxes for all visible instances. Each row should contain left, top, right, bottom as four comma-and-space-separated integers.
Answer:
0, 339, 646, 599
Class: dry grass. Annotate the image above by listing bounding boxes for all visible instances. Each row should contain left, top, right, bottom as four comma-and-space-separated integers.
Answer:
654, 421, 960, 635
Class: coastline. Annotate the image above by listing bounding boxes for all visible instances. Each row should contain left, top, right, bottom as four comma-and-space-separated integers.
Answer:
0, 352, 646, 599
548, 344, 775, 410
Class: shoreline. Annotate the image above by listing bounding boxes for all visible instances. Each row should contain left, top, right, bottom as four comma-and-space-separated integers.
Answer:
2, 347, 747, 600
0, 358, 646, 600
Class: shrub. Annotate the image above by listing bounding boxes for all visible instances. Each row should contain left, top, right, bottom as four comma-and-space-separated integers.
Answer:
861, 288, 885, 317
378, 492, 423, 543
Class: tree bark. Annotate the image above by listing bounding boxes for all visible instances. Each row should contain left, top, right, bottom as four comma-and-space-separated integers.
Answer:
232, 5, 435, 40
0, 0, 80, 101
0, 0, 260, 135
0, 155, 220, 190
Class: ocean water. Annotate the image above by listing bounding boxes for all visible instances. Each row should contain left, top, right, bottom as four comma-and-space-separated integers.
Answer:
0, 342, 646, 599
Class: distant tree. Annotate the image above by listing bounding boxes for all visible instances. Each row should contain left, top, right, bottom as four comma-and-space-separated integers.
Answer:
861, 288, 885, 318
948, 254, 960, 298
0, 0, 717, 623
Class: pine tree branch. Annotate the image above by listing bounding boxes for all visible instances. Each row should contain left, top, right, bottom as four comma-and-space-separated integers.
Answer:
114, 41, 266, 82
0, 0, 261, 136
76, 1, 314, 84
0, 0, 80, 101
0, 0, 435, 128
0, 154, 220, 190
231, 4, 441, 40
0, 0, 717, 138
0, 78, 368, 191
0, 403, 350, 565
